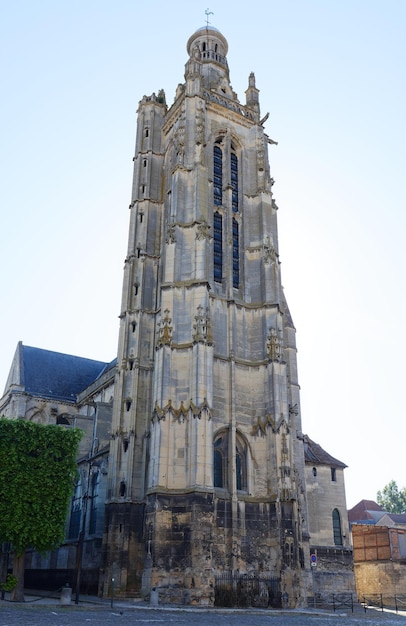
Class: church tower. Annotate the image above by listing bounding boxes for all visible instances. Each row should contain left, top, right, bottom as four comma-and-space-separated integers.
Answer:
101, 24, 311, 606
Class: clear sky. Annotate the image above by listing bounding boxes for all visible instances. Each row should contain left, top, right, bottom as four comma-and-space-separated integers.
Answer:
1, 1, 405, 509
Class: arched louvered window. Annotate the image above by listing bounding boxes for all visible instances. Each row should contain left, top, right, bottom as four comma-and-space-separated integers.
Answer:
231, 152, 238, 213
232, 218, 239, 288
213, 211, 223, 283
332, 508, 343, 545
213, 146, 223, 206
213, 143, 240, 287
231, 151, 240, 287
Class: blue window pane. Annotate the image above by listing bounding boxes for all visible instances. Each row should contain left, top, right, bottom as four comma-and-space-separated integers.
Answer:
214, 449, 223, 487
68, 507, 81, 540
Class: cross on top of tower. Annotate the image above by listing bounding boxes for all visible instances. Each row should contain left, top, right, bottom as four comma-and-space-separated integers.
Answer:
205, 8, 214, 26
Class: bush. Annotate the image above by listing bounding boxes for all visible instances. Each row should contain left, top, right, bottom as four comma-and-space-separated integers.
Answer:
2, 574, 18, 592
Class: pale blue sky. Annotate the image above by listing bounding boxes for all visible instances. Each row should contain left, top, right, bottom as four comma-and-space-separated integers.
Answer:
1, 1, 405, 508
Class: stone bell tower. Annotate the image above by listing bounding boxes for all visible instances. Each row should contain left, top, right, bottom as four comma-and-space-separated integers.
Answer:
101, 24, 311, 606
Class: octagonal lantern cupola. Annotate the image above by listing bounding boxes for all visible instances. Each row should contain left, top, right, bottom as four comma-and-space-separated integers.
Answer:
185, 26, 233, 95
187, 26, 229, 64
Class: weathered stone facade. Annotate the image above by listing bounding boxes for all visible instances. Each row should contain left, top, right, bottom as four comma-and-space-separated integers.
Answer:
0, 25, 356, 607
304, 436, 355, 597
100, 25, 312, 606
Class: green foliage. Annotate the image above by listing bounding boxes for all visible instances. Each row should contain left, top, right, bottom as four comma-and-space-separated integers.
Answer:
0, 418, 82, 556
377, 480, 406, 514
2, 573, 18, 591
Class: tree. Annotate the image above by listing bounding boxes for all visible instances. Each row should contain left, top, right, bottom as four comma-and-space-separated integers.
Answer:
377, 480, 406, 514
0, 418, 82, 601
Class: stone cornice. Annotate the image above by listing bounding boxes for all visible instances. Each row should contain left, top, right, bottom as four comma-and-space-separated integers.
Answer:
213, 353, 270, 367
160, 279, 211, 290
209, 295, 283, 313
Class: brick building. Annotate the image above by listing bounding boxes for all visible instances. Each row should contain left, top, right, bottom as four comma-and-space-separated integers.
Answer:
349, 501, 406, 599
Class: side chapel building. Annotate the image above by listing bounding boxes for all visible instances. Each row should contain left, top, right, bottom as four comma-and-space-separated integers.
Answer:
0, 25, 354, 606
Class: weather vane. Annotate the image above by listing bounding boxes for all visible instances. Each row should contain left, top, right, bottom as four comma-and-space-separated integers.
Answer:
205, 8, 214, 26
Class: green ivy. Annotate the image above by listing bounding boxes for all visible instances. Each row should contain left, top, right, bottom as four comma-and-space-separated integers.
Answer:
0, 418, 82, 556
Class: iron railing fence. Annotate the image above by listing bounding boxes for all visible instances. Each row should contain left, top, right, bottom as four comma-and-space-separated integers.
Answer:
214, 572, 281, 608
363, 594, 406, 614
307, 592, 354, 612
308, 593, 406, 614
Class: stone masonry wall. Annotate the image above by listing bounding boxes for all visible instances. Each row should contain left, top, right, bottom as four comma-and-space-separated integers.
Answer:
354, 560, 406, 599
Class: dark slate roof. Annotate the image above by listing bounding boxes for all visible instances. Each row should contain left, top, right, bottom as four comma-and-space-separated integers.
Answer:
22, 345, 111, 402
303, 435, 347, 468
94, 357, 117, 380
384, 513, 406, 525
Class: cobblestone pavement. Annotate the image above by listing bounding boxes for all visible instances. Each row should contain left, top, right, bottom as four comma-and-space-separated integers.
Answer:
1, 602, 406, 626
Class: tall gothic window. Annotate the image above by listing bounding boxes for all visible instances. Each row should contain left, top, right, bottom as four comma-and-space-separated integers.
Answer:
332, 508, 343, 545
231, 152, 238, 213
213, 212, 223, 283
213, 144, 223, 283
213, 143, 240, 287
68, 480, 82, 540
232, 218, 239, 288
88, 471, 100, 535
214, 435, 227, 488
231, 151, 240, 287
213, 145, 223, 206
213, 431, 247, 491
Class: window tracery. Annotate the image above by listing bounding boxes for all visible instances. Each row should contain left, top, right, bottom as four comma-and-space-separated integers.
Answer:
213, 430, 247, 492
212, 140, 241, 287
